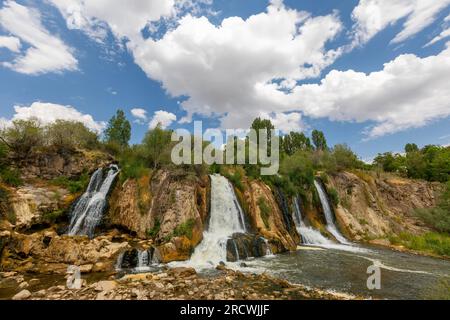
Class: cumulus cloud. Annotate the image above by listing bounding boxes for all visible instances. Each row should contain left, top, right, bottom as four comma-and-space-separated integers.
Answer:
4, 102, 105, 133
259, 112, 305, 134
352, 0, 450, 45
131, 108, 148, 124
0, 1, 78, 75
288, 43, 450, 139
0, 35, 21, 52
149, 110, 177, 129
131, 1, 343, 129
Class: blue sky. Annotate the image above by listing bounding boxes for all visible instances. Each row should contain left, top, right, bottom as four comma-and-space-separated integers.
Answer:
1, 0, 450, 162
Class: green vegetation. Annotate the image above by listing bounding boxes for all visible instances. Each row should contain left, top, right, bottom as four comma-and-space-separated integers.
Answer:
389, 232, 450, 257
258, 197, 271, 229
42, 209, 66, 224
173, 219, 196, 239
328, 188, 340, 207
414, 182, 450, 233
104, 109, 131, 148
147, 219, 161, 238
311, 129, 328, 151
374, 144, 450, 182
46, 120, 99, 152
51, 173, 90, 194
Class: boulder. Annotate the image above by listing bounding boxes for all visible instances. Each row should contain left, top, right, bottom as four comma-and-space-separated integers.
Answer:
12, 289, 31, 300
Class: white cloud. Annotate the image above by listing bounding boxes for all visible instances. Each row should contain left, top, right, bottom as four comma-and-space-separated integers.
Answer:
259, 112, 305, 134
131, 1, 343, 129
48, 0, 214, 43
0, 1, 78, 75
149, 110, 177, 129
0, 35, 21, 52
6, 102, 105, 133
425, 14, 450, 46
288, 43, 450, 139
352, 0, 450, 45
131, 108, 148, 124
48, 0, 176, 42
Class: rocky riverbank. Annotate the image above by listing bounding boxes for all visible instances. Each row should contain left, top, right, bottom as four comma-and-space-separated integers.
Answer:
1, 267, 357, 300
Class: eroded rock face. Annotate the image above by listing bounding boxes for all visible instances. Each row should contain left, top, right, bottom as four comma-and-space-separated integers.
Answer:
239, 179, 299, 253
226, 233, 270, 262
108, 169, 209, 263
1, 230, 129, 274
15, 149, 113, 181
10, 185, 73, 229
325, 171, 442, 241
108, 178, 152, 238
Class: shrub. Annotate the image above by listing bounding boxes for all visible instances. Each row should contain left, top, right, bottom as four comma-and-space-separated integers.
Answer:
2, 118, 44, 158
257, 197, 271, 229
42, 209, 66, 224
0, 167, 22, 187
328, 188, 340, 207
389, 232, 450, 257
173, 219, 196, 239
46, 120, 99, 152
51, 173, 90, 194
147, 219, 161, 238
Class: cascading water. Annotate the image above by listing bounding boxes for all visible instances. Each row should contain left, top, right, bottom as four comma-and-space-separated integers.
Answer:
313, 180, 350, 244
188, 174, 247, 268
293, 196, 332, 245
68, 165, 120, 238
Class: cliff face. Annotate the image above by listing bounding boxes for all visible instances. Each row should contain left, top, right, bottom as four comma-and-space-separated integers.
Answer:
108, 169, 210, 262
238, 179, 300, 253
14, 149, 113, 181
324, 171, 442, 242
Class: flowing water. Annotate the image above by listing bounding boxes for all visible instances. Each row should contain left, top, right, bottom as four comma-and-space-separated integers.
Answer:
185, 174, 247, 269
234, 245, 450, 300
68, 165, 119, 238
314, 180, 350, 244
293, 196, 333, 245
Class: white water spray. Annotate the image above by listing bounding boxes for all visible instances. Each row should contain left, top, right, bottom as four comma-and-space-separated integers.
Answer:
293, 196, 332, 245
188, 174, 247, 268
68, 165, 120, 237
314, 180, 350, 244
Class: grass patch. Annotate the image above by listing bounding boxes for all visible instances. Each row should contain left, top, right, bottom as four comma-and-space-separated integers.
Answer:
389, 232, 450, 257
257, 197, 270, 229
51, 172, 90, 194
173, 218, 196, 239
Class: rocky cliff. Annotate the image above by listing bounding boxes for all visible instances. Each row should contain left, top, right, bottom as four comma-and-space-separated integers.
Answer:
323, 171, 442, 243
108, 169, 210, 262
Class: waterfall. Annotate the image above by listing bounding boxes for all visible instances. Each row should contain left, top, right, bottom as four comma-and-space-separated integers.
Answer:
313, 180, 349, 244
188, 174, 247, 268
135, 250, 150, 272
261, 237, 273, 256
68, 165, 120, 238
293, 196, 332, 245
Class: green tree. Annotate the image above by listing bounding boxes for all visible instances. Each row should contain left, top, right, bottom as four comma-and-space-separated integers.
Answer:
311, 129, 328, 151
142, 123, 173, 169
250, 117, 275, 146
405, 143, 419, 154
282, 132, 311, 156
104, 110, 131, 148
332, 144, 361, 171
